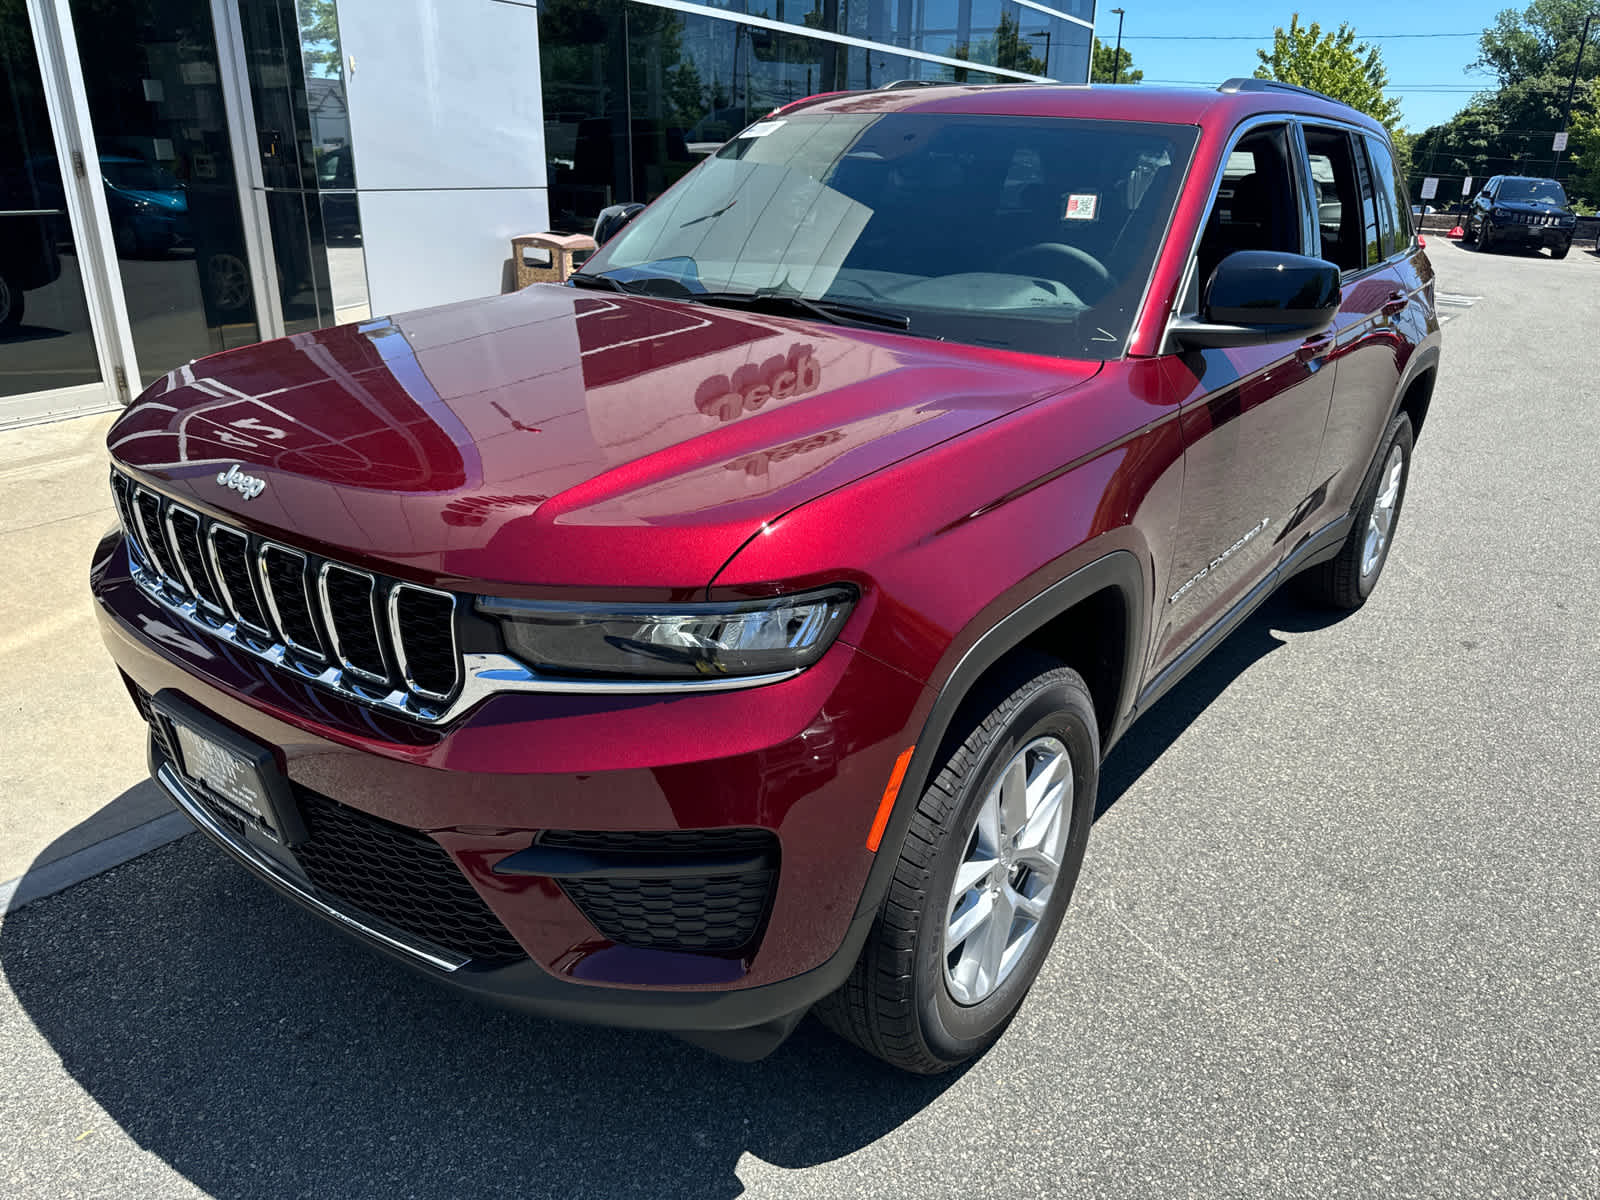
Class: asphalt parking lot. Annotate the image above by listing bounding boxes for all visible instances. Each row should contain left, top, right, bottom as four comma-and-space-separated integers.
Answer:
3, 239, 1598, 1199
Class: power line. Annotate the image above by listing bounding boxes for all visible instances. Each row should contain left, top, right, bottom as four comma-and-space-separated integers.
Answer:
1119, 32, 1485, 41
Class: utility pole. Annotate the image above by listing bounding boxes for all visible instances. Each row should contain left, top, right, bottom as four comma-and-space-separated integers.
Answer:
1110, 8, 1126, 83
1556, 11, 1594, 178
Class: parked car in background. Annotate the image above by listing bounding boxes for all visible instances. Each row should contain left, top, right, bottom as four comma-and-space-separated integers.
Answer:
100, 155, 189, 257
1465, 175, 1576, 258
0, 167, 63, 330
93, 78, 1439, 1074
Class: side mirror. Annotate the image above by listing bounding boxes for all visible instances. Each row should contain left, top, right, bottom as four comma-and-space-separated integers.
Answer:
593, 202, 646, 246
1171, 250, 1342, 350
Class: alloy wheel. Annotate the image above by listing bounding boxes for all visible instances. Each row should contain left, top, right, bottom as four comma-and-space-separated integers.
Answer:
1361, 443, 1405, 579
943, 735, 1073, 1006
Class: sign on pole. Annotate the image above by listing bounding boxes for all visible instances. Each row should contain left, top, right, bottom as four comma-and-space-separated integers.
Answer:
1554, 131, 1569, 152
1420, 177, 1440, 200
1462, 176, 1473, 195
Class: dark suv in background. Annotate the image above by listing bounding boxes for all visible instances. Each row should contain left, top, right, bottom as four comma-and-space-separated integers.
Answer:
93, 78, 1439, 1073
1465, 175, 1577, 257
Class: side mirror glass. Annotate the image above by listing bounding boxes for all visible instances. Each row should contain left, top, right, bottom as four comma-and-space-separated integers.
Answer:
1172, 250, 1342, 350
593, 202, 646, 246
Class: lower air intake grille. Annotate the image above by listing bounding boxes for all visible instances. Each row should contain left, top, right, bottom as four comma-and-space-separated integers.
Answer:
291, 789, 528, 965
544, 829, 779, 954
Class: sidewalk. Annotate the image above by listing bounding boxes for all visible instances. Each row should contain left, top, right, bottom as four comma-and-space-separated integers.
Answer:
0, 410, 185, 904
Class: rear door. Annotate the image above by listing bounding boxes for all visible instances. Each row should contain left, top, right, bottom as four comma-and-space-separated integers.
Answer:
1149, 120, 1335, 677
1294, 125, 1410, 535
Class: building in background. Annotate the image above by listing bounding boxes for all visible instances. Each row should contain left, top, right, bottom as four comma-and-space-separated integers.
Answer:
3, 0, 1093, 429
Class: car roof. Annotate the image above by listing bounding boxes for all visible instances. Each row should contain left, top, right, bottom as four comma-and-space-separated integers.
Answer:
783, 83, 1389, 139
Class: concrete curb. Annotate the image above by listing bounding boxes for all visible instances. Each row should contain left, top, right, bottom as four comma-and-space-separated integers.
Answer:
0, 812, 193, 916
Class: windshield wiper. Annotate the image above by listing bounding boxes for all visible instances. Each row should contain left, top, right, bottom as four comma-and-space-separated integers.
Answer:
567, 271, 631, 293
692, 291, 911, 332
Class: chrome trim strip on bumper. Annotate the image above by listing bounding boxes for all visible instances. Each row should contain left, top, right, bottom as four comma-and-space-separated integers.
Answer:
156, 762, 470, 973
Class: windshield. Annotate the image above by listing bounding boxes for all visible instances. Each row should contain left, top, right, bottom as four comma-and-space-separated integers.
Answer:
1499, 178, 1567, 206
580, 113, 1198, 360
102, 160, 181, 192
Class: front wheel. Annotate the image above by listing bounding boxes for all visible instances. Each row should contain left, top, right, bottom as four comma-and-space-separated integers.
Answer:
814, 656, 1098, 1074
1298, 412, 1413, 611
1552, 241, 1571, 260
1478, 223, 1495, 252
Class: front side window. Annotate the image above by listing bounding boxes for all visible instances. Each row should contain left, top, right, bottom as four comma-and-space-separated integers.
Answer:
1499, 178, 1568, 206
582, 113, 1199, 360
1195, 124, 1303, 287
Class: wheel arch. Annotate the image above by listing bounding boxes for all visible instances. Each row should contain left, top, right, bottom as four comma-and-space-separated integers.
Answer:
852, 549, 1147, 925
1392, 346, 1439, 443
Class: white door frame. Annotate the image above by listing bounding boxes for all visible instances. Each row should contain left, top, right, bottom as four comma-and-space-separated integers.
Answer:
24, 0, 140, 411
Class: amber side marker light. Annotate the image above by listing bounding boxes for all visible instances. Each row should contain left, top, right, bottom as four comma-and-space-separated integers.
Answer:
866, 746, 916, 852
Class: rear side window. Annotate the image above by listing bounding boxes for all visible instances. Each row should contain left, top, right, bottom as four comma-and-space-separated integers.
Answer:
1303, 127, 1370, 274
1363, 135, 1408, 258
1369, 136, 1413, 252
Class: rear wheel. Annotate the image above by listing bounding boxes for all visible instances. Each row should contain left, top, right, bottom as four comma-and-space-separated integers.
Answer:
0, 272, 22, 330
814, 655, 1098, 1074
1298, 412, 1413, 611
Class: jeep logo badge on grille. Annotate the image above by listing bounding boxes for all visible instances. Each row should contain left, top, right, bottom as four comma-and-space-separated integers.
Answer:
216, 464, 266, 500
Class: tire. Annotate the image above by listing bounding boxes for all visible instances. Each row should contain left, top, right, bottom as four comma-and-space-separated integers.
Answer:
1478, 223, 1494, 252
1462, 219, 1478, 245
1299, 411, 1413, 611
0, 272, 22, 330
814, 655, 1099, 1074
1552, 241, 1570, 260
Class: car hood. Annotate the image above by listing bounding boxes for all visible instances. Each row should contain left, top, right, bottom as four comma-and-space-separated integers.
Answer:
107, 284, 1099, 590
1494, 199, 1572, 216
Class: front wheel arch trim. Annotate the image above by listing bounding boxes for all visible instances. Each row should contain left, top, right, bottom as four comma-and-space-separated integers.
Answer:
850, 549, 1146, 928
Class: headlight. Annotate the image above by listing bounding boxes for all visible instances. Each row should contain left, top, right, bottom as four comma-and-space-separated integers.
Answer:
477, 586, 856, 680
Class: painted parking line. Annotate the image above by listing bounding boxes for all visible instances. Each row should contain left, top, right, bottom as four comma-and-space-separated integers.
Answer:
1435, 291, 1482, 324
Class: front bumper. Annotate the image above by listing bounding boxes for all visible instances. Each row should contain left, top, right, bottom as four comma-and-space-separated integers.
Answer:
92, 531, 929, 1042
1489, 219, 1572, 247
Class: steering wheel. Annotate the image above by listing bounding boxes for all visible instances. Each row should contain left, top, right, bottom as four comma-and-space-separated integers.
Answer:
996, 242, 1114, 296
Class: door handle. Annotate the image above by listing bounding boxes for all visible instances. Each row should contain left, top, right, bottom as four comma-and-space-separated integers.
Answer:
1381, 290, 1407, 317
1296, 335, 1334, 363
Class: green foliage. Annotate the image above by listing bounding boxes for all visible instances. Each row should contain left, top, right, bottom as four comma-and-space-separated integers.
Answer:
1411, 0, 1600, 205
1092, 38, 1142, 84
1253, 14, 1405, 134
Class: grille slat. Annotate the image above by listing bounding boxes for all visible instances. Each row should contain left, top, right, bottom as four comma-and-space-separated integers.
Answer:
320, 565, 389, 682
391, 586, 459, 699
208, 526, 271, 632
260, 545, 324, 660
166, 507, 223, 611
132, 489, 182, 589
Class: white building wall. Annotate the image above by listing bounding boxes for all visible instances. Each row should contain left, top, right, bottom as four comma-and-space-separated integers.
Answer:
336, 0, 548, 316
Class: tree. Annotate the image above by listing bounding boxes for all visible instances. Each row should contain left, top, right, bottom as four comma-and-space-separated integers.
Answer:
1092, 38, 1142, 84
1409, 0, 1600, 206
1254, 14, 1404, 135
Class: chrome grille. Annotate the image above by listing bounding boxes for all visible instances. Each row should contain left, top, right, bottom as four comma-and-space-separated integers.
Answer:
111, 468, 463, 721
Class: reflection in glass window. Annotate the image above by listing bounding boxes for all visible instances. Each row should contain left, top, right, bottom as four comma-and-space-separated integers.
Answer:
585, 112, 1196, 360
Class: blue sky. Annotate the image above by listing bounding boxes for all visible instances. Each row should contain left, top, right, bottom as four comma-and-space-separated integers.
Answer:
1091, 1, 1513, 131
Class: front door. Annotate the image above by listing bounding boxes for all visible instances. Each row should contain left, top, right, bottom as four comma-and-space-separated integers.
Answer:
1150, 121, 1334, 676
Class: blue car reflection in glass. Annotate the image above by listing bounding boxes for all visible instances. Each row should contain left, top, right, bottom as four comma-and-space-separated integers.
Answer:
101, 155, 189, 257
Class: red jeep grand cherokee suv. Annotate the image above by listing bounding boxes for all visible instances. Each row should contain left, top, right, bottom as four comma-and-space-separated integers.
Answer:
92, 79, 1438, 1073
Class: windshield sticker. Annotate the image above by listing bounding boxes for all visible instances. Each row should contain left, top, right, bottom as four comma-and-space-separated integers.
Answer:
1064, 194, 1099, 221
739, 120, 786, 139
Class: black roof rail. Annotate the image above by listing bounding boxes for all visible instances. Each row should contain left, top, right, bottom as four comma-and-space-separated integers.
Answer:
1217, 77, 1340, 105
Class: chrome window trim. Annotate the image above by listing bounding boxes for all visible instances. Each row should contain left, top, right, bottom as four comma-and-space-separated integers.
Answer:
156, 763, 469, 972
387, 583, 460, 702
257, 543, 327, 663
1157, 110, 1396, 355
316, 562, 391, 686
